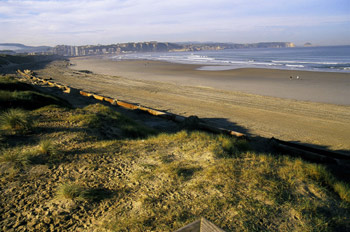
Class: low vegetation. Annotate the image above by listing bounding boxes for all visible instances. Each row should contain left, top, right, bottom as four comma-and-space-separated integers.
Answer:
57, 183, 87, 200
0, 108, 34, 134
0, 54, 35, 65
0, 74, 349, 231
0, 75, 70, 110
68, 103, 155, 139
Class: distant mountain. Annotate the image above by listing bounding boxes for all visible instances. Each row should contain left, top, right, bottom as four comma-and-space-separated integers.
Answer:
0, 43, 52, 53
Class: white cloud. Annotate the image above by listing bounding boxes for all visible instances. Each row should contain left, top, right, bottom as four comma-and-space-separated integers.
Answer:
0, 0, 349, 45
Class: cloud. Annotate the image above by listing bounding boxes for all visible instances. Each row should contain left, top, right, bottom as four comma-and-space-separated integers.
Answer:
0, 0, 349, 45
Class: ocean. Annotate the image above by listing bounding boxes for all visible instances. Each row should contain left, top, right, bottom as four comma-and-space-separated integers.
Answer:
111, 45, 350, 73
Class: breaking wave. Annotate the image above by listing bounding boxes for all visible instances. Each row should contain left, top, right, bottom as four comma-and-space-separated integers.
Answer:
111, 46, 350, 73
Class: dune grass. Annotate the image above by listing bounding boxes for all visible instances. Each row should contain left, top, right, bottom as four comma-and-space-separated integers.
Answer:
57, 183, 113, 202
68, 103, 155, 139
0, 75, 35, 91
0, 90, 70, 110
0, 75, 349, 231
1, 102, 349, 231
104, 131, 350, 231
57, 183, 87, 200
0, 148, 29, 168
27, 139, 61, 164
0, 75, 70, 110
0, 108, 34, 134
38, 139, 56, 155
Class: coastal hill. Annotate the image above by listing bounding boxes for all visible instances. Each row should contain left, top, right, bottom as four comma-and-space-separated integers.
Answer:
52, 41, 295, 56
0, 43, 51, 54
1, 41, 295, 56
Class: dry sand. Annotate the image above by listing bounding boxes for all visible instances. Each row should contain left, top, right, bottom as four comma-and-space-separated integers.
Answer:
70, 56, 350, 105
35, 57, 350, 153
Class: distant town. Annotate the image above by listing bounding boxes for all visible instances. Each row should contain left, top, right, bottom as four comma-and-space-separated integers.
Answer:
0, 41, 295, 57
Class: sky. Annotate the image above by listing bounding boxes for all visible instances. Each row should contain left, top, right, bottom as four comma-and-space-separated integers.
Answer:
0, 0, 349, 46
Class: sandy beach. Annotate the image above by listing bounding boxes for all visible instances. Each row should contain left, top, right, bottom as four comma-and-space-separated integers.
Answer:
70, 56, 350, 105
35, 57, 350, 153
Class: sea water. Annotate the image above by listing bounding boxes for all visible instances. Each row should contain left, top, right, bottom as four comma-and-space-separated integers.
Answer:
111, 45, 350, 73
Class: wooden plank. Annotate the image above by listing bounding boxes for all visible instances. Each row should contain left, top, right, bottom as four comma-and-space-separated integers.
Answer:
104, 97, 115, 104
93, 94, 105, 101
174, 219, 201, 232
271, 138, 350, 160
200, 218, 225, 232
174, 218, 225, 232
116, 101, 139, 110
198, 123, 246, 139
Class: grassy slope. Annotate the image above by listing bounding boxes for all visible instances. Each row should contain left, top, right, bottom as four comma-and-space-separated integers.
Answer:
0, 54, 45, 66
0, 75, 349, 231
0, 75, 70, 110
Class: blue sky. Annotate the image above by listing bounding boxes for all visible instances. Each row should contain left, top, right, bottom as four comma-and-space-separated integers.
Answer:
0, 0, 349, 46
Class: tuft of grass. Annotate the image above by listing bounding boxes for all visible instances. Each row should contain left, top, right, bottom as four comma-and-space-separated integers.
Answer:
37, 139, 60, 163
26, 139, 61, 165
57, 183, 112, 202
57, 183, 86, 200
213, 135, 250, 158
68, 113, 101, 128
304, 164, 350, 203
174, 165, 202, 181
0, 148, 30, 168
38, 139, 57, 156
334, 182, 350, 202
0, 108, 34, 134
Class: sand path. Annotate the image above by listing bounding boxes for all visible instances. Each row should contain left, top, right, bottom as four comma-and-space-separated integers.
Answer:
35, 58, 350, 153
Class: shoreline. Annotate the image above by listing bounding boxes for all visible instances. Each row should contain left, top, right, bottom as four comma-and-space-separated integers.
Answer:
70, 57, 350, 106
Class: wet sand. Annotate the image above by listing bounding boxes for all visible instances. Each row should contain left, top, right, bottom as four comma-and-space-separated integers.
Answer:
35, 57, 350, 153
70, 57, 350, 105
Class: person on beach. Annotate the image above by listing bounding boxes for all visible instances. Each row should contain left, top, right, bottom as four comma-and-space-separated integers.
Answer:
290, 76, 293, 80
297, 76, 300, 80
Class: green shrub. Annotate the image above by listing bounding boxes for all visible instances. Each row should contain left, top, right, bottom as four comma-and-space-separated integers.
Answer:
0, 108, 34, 133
